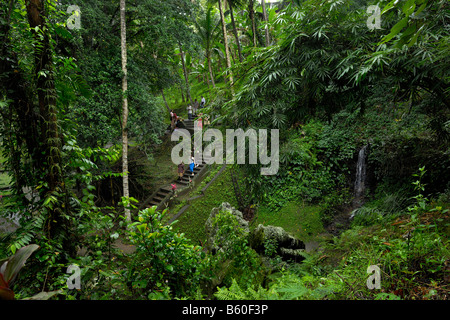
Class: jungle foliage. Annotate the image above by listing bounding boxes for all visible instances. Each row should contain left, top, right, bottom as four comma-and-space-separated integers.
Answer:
0, 0, 448, 301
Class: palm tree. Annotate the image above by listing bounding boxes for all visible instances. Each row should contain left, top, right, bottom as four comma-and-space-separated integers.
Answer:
178, 42, 193, 104
217, 0, 234, 87
261, 0, 270, 46
227, 0, 245, 62
195, 6, 221, 88
247, 0, 257, 47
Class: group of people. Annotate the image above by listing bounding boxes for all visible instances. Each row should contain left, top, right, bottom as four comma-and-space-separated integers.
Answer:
187, 96, 206, 120
177, 154, 198, 180
170, 96, 206, 129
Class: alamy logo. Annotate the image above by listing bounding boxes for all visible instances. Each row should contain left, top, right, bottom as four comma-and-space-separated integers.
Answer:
66, 5, 81, 30
366, 5, 382, 30
366, 265, 381, 289
67, 264, 81, 290
171, 121, 279, 175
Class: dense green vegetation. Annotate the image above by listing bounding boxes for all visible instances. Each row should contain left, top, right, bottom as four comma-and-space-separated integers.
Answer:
0, 0, 448, 302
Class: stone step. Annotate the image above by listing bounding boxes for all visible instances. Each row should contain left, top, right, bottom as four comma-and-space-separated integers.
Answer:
156, 192, 168, 198
179, 174, 191, 179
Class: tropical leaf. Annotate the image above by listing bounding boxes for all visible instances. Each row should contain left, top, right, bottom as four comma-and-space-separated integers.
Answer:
22, 290, 62, 300
1, 244, 39, 286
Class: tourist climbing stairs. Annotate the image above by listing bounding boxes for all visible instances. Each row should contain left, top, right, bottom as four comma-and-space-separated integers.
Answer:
139, 118, 210, 211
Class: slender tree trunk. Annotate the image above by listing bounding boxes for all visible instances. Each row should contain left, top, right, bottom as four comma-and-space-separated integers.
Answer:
218, 57, 227, 84
218, 0, 234, 90
229, 5, 243, 63
230, 47, 236, 64
207, 51, 216, 88
180, 82, 185, 103
248, 0, 257, 47
161, 89, 170, 112
179, 43, 192, 105
204, 73, 210, 89
120, 0, 131, 222
261, 0, 270, 46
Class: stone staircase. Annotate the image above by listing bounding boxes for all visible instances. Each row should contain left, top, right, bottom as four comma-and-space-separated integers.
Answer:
184, 118, 195, 132
138, 119, 210, 212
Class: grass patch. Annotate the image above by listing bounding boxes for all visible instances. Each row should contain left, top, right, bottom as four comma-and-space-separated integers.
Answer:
253, 201, 324, 242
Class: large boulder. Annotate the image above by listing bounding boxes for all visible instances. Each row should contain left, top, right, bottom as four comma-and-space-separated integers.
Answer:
205, 202, 249, 253
249, 224, 306, 262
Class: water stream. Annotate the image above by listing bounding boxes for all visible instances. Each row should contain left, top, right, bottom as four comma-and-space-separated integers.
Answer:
353, 144, 368, 208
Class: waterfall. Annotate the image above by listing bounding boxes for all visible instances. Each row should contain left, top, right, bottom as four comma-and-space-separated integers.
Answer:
353, 145, 368, 206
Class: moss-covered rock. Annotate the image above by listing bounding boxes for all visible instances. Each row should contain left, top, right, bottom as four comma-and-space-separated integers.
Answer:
205, 202, 249, 253
249, 224, 305, 261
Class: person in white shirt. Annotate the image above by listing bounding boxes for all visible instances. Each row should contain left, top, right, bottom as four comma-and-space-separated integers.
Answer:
187, 105, 193, 120
200, 96, 206, 108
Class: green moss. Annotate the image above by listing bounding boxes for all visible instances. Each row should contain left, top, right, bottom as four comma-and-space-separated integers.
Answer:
253, 201, 324, 242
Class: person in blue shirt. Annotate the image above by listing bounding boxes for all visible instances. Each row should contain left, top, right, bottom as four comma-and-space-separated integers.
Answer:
189, 155, 195, 176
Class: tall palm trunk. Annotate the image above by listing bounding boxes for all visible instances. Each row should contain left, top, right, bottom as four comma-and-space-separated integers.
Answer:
261, 0, 270, 46
218, 0, 234, 89
229, 4, 243, 62
179, 43, 192, 105
120, 0, 131, 222
207, 51, 216, 87
248, 0, 257, 47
